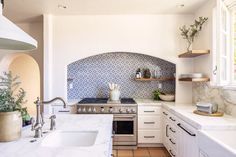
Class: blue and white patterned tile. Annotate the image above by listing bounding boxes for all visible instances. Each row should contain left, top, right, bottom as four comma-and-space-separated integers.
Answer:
67, 52, 176, 99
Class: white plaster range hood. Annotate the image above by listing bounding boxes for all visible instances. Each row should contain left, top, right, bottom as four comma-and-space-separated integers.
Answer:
0, 0, 37, 51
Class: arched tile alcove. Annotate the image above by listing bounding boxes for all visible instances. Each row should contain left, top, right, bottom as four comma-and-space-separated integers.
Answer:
67, 52, 176, 100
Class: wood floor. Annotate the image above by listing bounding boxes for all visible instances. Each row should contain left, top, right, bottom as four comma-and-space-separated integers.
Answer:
112, 147, 171, 157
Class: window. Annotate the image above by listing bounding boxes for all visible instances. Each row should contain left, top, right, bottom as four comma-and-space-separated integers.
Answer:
213, 0, 235, 86
234, 13, 236, 81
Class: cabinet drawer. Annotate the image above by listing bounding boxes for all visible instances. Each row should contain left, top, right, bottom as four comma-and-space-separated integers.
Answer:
168, 124, 178, 137
168, 113, 178, 124
138, 116, 161, 129
167, 146, 177, 157
162, 109, 169, 118
138, 130, 161, 143
167, 136, 177, 150
138, 106, 161, 115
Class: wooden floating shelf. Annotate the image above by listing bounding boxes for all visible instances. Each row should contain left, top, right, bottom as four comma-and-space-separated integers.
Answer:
178, 50, 210, 58
135, 77, 175, 81
178, 77, 210, 82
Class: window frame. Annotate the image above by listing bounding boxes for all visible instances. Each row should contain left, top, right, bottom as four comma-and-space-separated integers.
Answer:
231, 10, 236, 85
214, 0, 235, 87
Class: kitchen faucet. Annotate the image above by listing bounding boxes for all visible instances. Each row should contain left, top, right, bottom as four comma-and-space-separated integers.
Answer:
31, 97, 67, 138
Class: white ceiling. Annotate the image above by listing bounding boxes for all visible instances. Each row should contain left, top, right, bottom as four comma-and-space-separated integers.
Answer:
3, 0, 209, 22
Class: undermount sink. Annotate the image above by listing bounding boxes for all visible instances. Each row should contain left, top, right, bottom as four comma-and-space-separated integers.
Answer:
41, 130, 98, 147
198, 130, 236, 157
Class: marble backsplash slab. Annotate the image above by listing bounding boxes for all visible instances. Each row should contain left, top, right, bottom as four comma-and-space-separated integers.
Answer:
193, 83, 236, 116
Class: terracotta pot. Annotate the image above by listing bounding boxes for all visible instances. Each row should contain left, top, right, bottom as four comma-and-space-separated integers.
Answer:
0, 111, 22, 142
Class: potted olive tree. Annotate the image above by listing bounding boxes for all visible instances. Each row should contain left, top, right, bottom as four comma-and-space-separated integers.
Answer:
0, 72, 27, 142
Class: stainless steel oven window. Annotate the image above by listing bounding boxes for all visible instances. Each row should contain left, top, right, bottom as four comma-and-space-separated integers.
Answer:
112, 114, 137, 142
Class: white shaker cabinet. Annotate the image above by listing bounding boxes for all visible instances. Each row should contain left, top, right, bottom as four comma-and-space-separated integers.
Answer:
162, 109, 178, 157
176, 117, 198, 157
138, 103, 162, 145
162, 109, 169, 148
162, 108, 198, 157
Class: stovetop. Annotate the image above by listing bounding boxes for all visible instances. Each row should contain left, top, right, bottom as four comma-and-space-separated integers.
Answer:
78, 98, 136, 104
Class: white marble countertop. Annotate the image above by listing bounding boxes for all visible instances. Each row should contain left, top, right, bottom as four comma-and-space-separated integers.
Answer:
134, 98, 175, 106
162, 103, 236, 130
135, 98, 236, 130
0, 114, 113, 157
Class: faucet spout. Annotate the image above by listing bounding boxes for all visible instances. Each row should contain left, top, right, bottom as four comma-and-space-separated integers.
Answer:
31, 97, 67, 138
42, 97, 67, 108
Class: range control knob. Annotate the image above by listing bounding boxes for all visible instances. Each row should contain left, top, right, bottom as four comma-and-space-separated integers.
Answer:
126, 109, 130, 113
82, 108, 86, 113
131, 109, 136, 113
77, 108, 82, 113
92, 108, 97, 113
88, 107, 92, 113
101, 107, 105, 113
109, 107, 113, 113
119, 109, 123, 113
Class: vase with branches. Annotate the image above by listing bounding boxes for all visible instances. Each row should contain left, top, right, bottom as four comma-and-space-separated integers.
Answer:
179, 17, 208, 52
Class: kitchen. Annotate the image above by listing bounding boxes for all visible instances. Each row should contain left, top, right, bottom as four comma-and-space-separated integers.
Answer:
1, 0, 236, 157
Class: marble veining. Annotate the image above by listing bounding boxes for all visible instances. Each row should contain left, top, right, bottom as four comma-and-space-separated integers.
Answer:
193, 82, 236, 117
0, 114, 113, 157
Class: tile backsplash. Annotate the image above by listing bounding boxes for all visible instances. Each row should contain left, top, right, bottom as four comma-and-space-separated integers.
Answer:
193, 83, 236, 116
67, 52, 176, 100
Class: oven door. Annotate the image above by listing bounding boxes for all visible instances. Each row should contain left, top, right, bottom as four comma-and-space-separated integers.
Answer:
113, 114, 137, 146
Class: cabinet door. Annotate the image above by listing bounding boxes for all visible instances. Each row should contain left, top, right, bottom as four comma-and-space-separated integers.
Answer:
162, 110, 169, 148
177, 120, 198, 157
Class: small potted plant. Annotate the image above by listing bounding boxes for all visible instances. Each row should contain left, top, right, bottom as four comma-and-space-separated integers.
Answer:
179, 17, 208, 52
153, 89, 162, 100
0, 72, 27, 142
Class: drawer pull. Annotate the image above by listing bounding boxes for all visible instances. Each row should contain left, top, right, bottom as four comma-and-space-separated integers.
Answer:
166, 124, 169, 137
169, 117, 176, 122
169, 149, 176, 157
144, 110, 155, 113
169, 138, 176, 145
169, 127, 176, 133
58, 110, 70, 112
177, 123, 196, 137
144, 122, 155, 124
163, 112, 168, 116
144, 136, 155, 138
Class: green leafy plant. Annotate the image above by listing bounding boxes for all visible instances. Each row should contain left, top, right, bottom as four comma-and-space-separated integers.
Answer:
153, 90, 162, 100
0, 71, 27, 117
180, 17, 208, 51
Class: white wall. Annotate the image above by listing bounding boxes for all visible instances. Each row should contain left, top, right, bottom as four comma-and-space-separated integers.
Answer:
44, 14, 195, 104
193, 0, 216, 78
16, 22, 44, 98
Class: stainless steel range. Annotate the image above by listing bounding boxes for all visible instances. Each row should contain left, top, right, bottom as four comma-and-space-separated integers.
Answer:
77, 98, 137, 149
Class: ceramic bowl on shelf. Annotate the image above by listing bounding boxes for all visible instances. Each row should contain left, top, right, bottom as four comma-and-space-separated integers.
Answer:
159, 94, 175, 102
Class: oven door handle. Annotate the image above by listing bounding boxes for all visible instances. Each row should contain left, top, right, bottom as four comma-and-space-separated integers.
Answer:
114, 116, 136, 119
